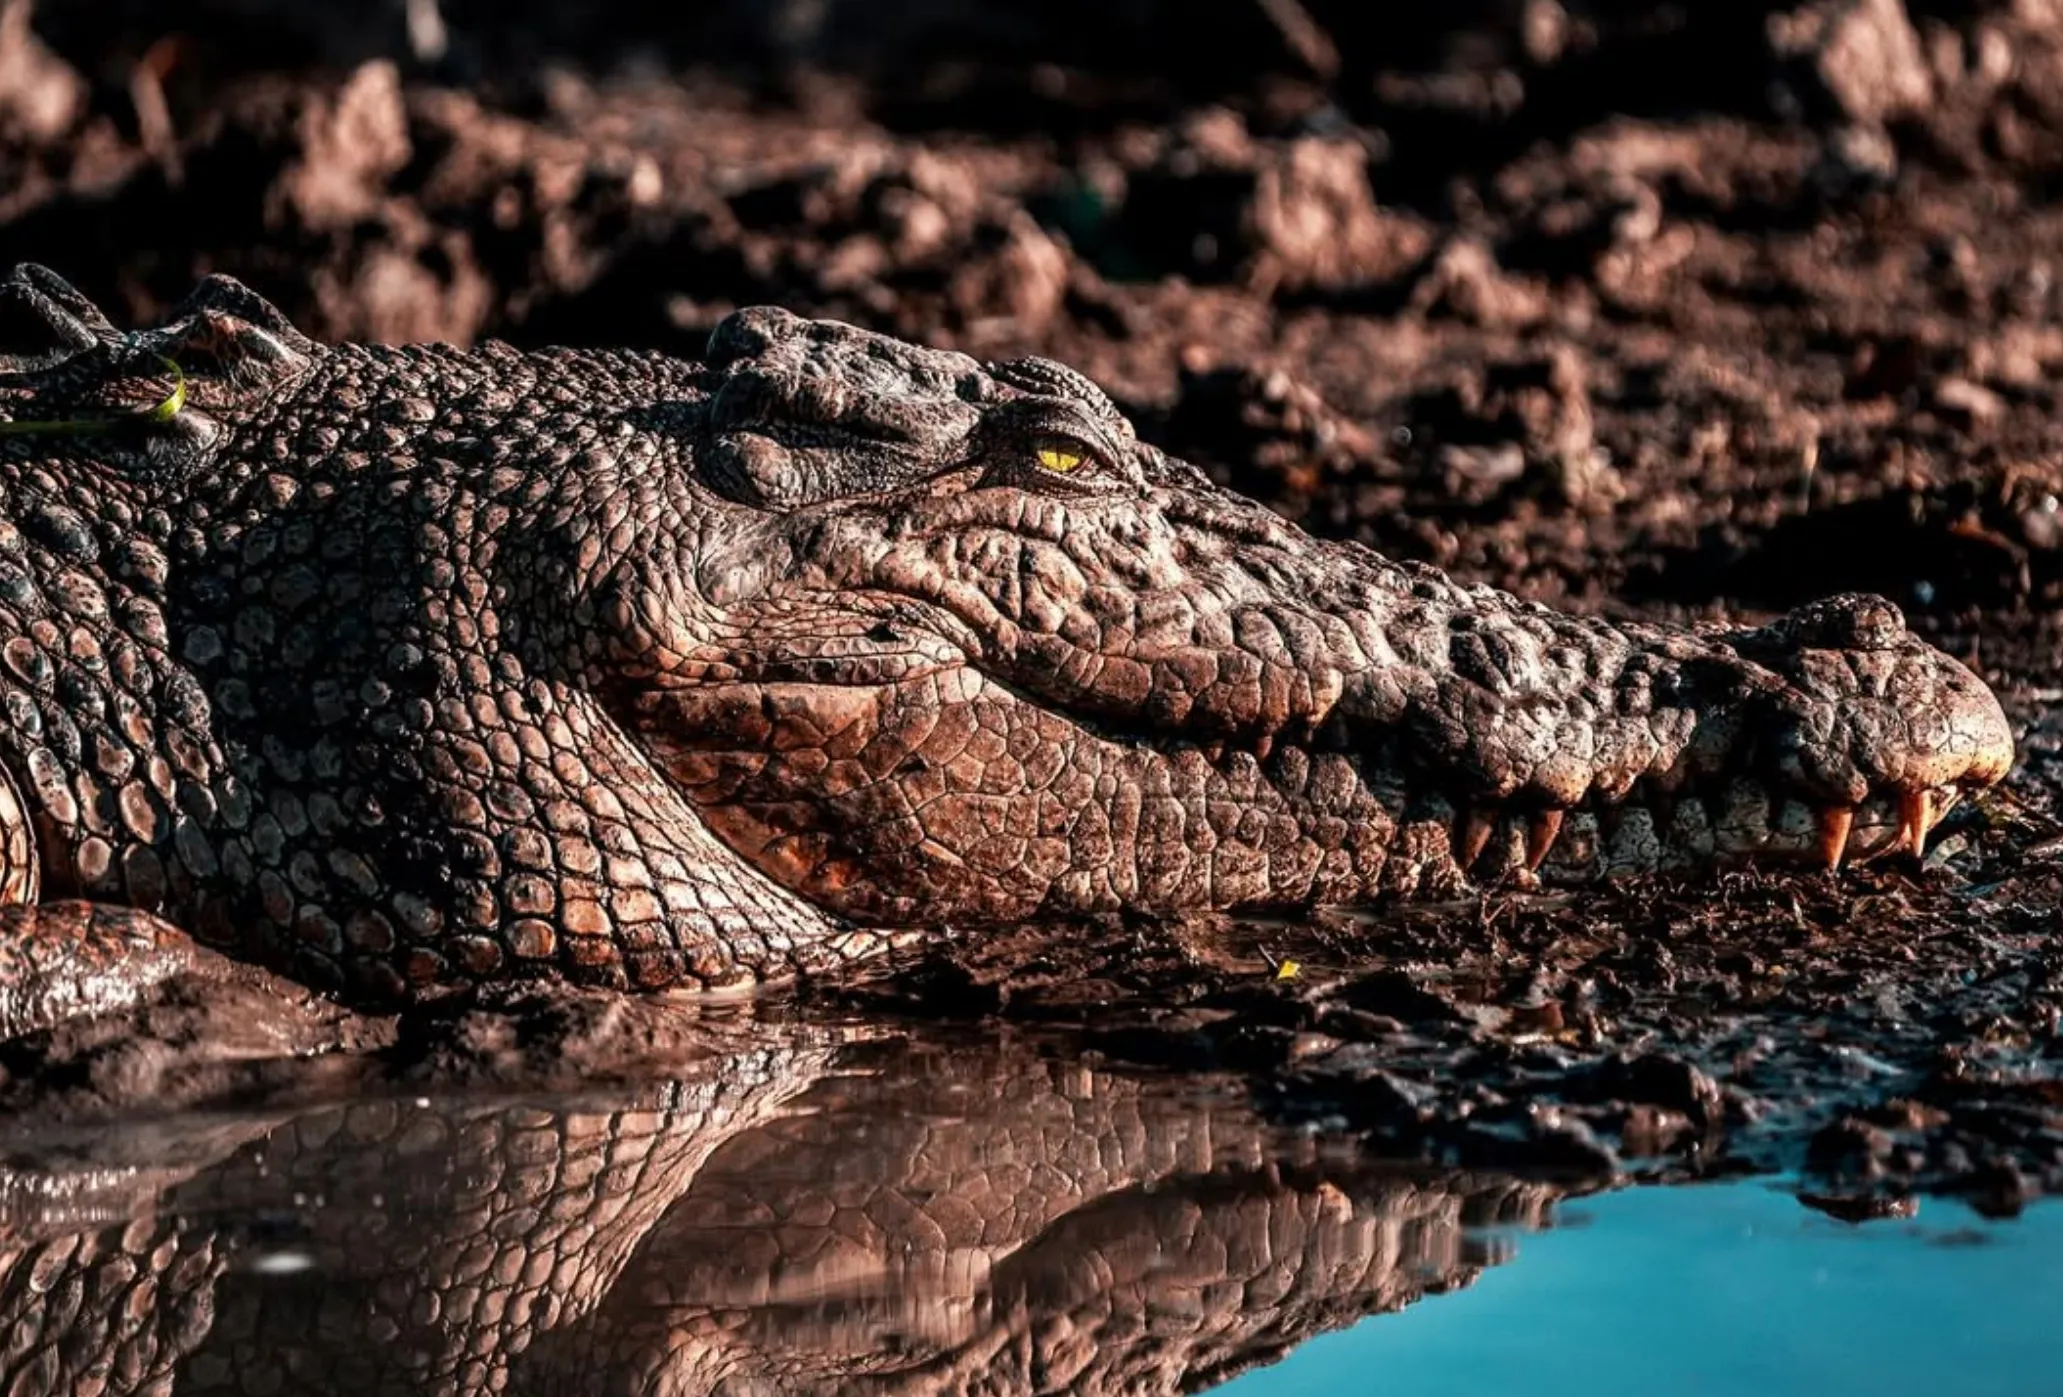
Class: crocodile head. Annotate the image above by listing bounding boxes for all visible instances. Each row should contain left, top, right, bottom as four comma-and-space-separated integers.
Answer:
614, 308, 2014, 924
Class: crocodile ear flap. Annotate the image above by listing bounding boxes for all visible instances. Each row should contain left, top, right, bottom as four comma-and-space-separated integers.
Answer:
0, 264, 116, 370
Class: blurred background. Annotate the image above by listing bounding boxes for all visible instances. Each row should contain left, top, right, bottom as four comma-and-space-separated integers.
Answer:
1, 0, 2059, 682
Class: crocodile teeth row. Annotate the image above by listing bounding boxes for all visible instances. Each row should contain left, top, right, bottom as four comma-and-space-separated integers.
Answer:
1452, 782, 1958, 880
1818, 787, 1943, 870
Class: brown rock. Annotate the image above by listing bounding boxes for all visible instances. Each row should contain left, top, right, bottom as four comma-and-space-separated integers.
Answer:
1769, 0, 1934, 125
1124, 109, 1428, 293
948, 210, 1070, 336
274, 61, 413, 232
0, 0, 81, 145
1247, 136, 1424, 294
1932, 376, 2006, 428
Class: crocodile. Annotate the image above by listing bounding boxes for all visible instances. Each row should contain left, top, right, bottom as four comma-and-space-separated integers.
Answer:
0, 264, 2016, 1029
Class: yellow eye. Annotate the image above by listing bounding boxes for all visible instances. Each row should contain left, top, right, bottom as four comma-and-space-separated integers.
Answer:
1035, 446, 1084, 473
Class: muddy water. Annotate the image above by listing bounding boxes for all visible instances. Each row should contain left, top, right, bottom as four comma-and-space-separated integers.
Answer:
0, 1021, 2046, 1396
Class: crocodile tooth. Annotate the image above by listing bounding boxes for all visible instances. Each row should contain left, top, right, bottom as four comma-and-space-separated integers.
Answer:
1898, 787, 1935, 856
1524, 809, 1565, 871
1816, 805, 1855, 870
1252, 733, 1275, 763
1456, 808, 1496, 870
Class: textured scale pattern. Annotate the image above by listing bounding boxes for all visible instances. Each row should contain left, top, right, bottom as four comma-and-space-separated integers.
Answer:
0, 266, 2019, 1024
0, 1036, 1556, 1395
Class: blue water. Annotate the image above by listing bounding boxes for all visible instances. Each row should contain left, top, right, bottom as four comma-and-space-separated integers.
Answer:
1218, 1181, 2063, 1397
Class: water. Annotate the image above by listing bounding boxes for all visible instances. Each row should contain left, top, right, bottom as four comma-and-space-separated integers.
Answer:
0, 1027, 2055, 1394
1219, 1183, 2063, 1397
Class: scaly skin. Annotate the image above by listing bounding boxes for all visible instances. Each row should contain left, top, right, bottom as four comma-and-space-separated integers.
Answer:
0, 265, 2016, 1024
0, 1034, 1555, 1395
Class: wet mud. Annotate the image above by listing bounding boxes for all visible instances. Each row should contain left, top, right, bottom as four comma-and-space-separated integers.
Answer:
0, 0, 2059, 1257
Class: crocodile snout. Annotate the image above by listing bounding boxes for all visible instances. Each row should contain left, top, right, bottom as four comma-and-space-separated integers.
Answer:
1422, 589, 2014, 885
1720, 593, 2014, 868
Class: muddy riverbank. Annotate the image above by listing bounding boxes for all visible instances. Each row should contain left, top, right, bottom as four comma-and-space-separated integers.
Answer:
0, 0, 2058, 1216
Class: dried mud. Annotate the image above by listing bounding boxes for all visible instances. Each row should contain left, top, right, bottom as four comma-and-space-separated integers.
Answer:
0, 0, 2059, 1212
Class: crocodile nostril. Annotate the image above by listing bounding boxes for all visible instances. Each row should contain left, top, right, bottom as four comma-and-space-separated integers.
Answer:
1781, 592, 1906, 651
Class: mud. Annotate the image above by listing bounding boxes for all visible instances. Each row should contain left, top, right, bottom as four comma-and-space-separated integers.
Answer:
0, 0, 2058, 1217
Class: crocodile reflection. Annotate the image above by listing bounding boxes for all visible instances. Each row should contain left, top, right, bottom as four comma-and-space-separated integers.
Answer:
0, 1032, 1561, 1395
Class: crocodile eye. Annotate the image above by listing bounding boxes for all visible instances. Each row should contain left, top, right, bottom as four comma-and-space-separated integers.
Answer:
986, 412, 1120, 488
